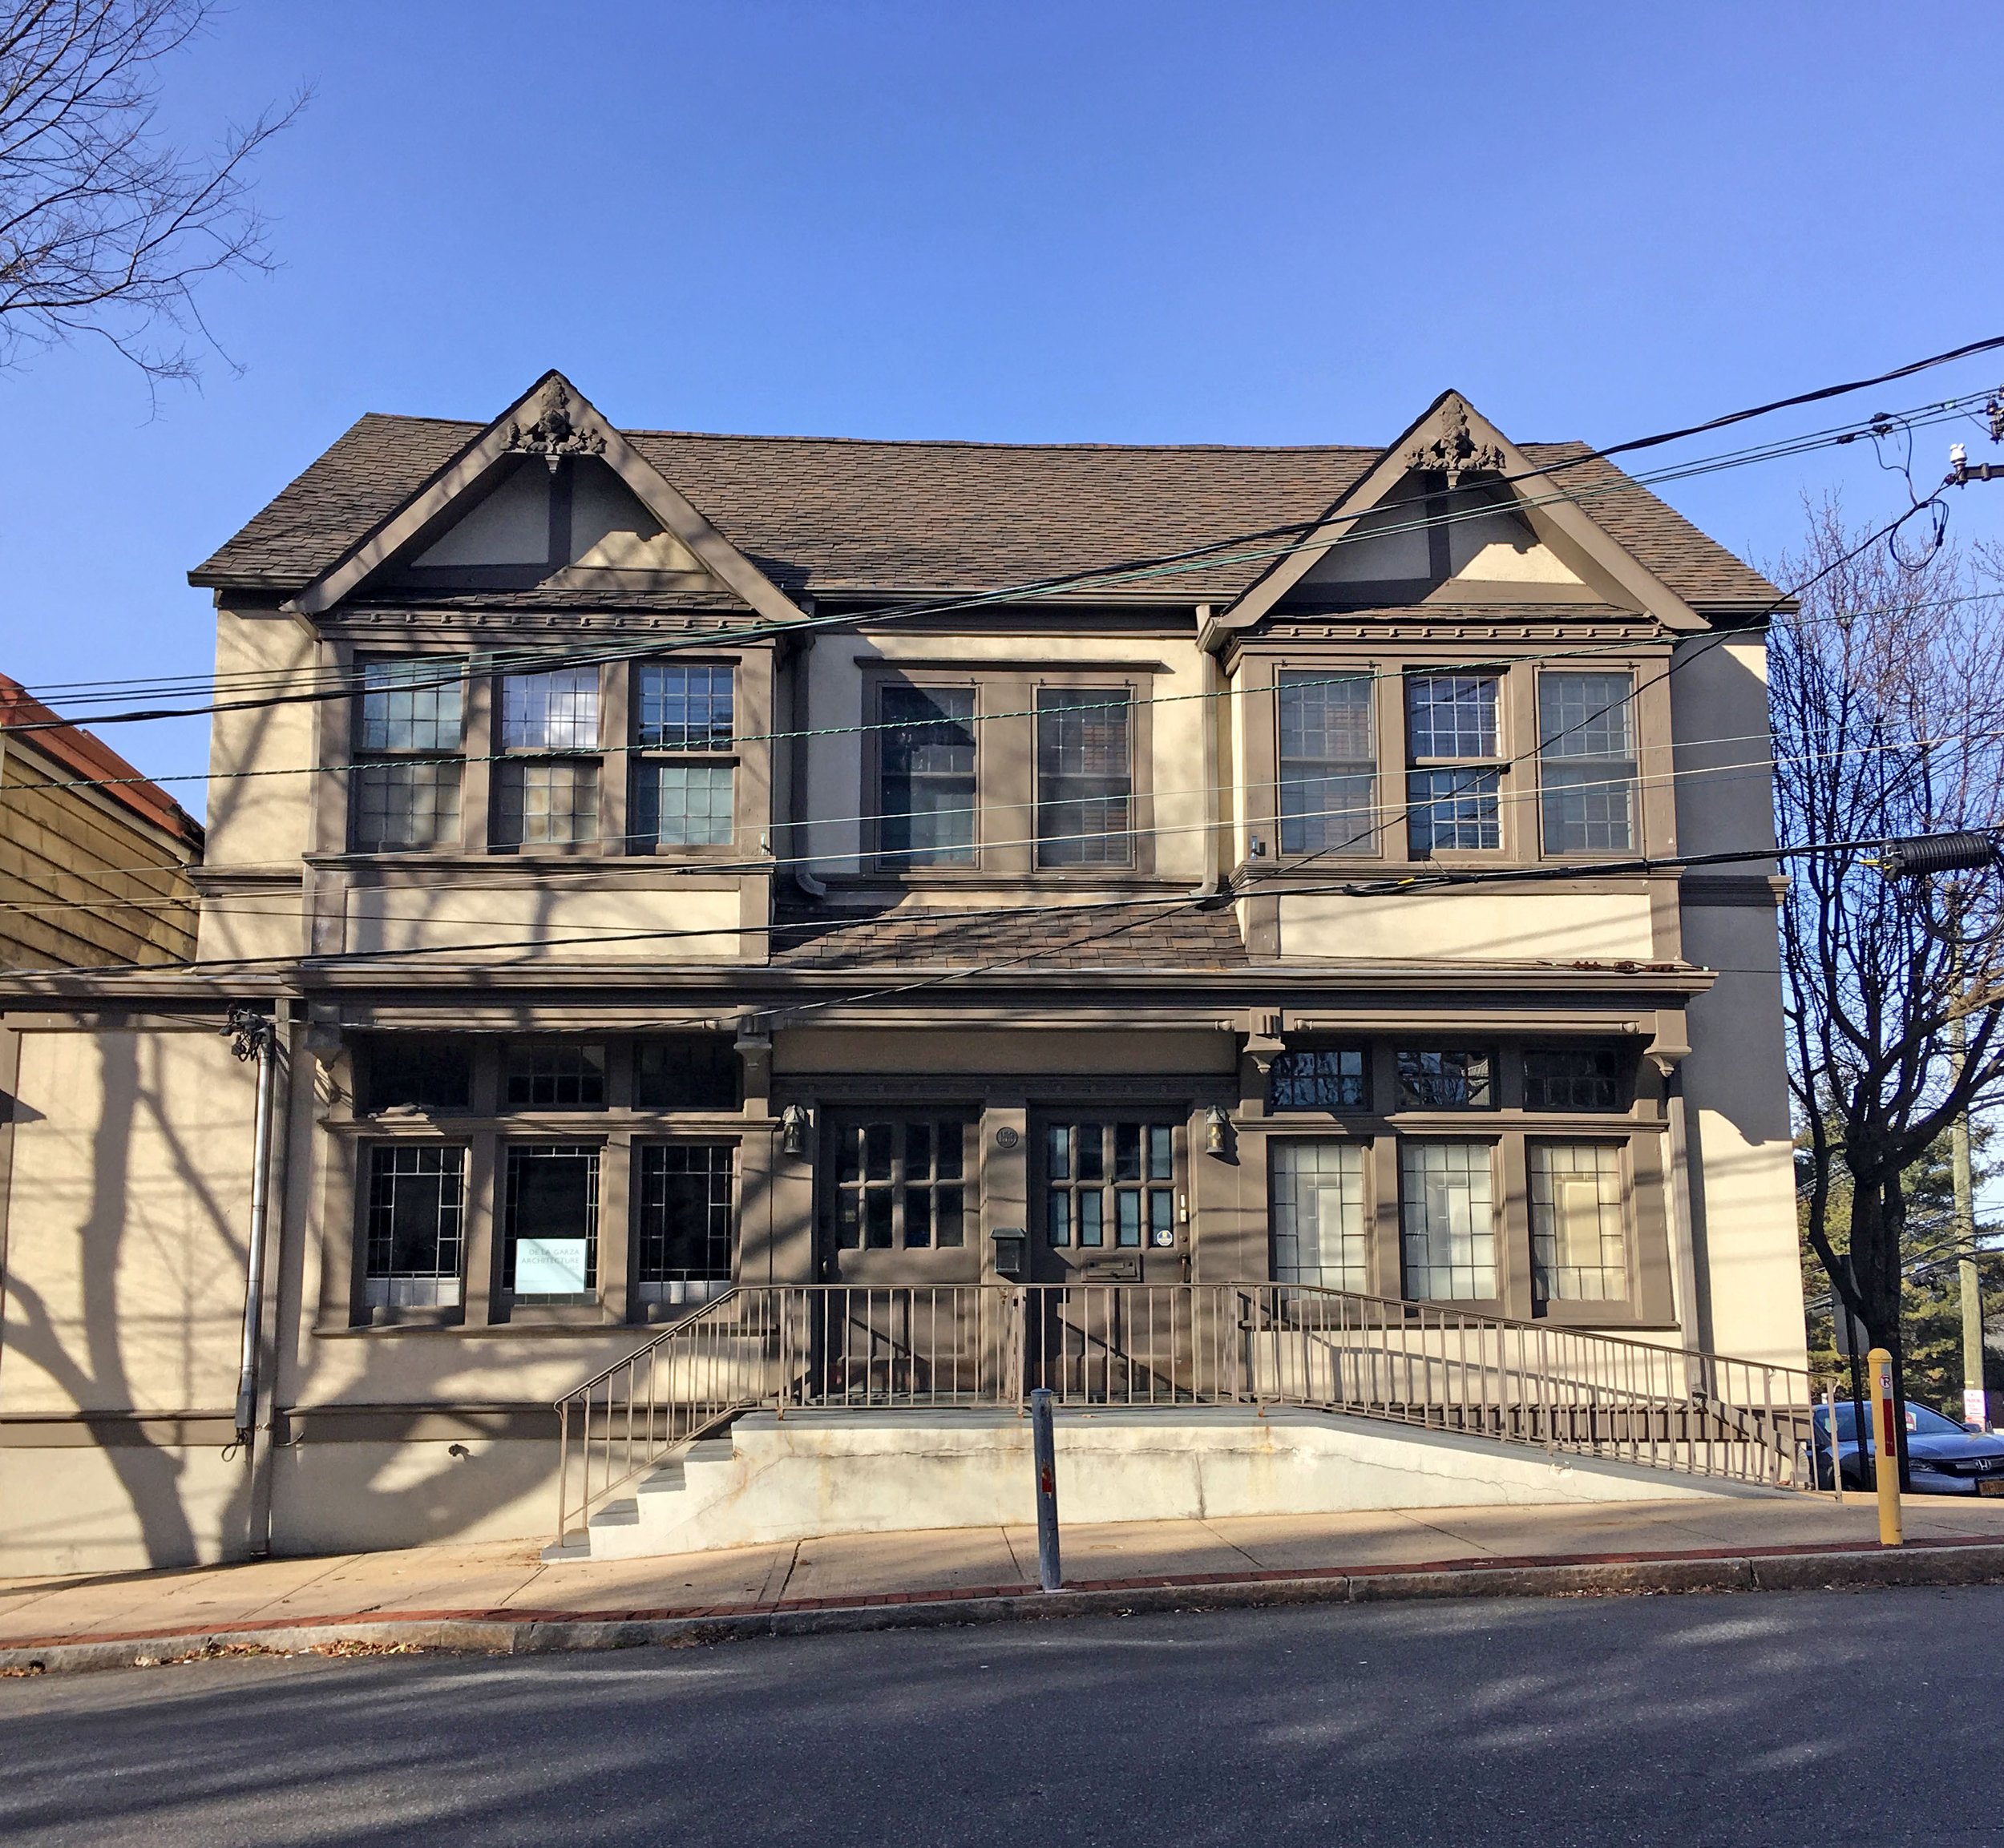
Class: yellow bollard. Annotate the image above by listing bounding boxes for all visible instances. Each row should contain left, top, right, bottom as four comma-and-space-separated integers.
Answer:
1868, 1346, 1904, 1547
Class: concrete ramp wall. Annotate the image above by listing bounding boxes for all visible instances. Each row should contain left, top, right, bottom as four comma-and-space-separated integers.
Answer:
580, 1405, 1783, 1561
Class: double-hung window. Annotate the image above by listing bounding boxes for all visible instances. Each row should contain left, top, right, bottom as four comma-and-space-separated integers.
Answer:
1278, 672, 1376, 854
495, 667, 600, 849
1538, 672, 1636, 853
1405, 673, 1502, 853
352, 657, 464, 852
1036, 688, 1133, 868
632, 663, 736, 849
877, 685, 976, 866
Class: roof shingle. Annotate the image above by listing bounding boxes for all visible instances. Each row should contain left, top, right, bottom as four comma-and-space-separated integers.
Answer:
190, 414, 1781, 611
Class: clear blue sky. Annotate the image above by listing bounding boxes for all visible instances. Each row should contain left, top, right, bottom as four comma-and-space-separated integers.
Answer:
6, 1, 2004, 801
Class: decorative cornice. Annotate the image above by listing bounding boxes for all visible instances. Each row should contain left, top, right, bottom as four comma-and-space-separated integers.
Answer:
1405, 397, 1506, 486
503, 380, 605, 473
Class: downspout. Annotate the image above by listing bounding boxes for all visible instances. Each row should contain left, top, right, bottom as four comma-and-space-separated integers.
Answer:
226, 1006, 279, 1445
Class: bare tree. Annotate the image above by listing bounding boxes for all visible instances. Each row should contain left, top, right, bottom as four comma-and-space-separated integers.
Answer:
1772, 499, 2004, 1451
0, 0, 301, 388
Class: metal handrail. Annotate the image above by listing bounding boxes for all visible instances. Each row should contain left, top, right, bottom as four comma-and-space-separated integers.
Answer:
551, 1281, 1819, 1545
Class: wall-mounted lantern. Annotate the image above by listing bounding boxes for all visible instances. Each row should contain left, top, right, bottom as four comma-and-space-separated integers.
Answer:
1203, 1104, 1231, 1159
780, 1102, 811, 1159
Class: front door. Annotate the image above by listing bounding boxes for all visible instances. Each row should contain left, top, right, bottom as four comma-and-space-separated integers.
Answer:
816, 1112, 982, 1400
1028, 1114, 1190, 1400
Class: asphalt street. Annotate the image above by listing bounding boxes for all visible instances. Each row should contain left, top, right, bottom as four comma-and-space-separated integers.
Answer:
1, 1587, 1997, 1847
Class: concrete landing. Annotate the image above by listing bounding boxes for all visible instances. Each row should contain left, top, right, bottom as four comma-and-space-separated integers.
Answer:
576, 1405, 1784, 1561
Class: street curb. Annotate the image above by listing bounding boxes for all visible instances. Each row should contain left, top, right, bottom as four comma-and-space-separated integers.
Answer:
6, 1539, 2004, 1677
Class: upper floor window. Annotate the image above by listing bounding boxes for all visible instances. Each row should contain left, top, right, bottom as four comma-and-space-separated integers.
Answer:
877, 685, 977, 867
1405, 673, 1501, 854
1538, 672, 1635, 853
1037, 688, 1133, 868
495, 667, 600, 849
1278, 672, 1376, 855
1396, 1047, 1494, 1109
352, 657, 464, 853
1523, 1047, 1626, 1112
1267, 1047, 1369, 1112
636, 664, 734, 750
504, 1039, 608, 1110
633, 663, 736, 849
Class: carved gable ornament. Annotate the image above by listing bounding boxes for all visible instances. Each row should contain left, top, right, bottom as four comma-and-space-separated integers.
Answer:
504, 379, 607, 473
1405, 397, 1506, 487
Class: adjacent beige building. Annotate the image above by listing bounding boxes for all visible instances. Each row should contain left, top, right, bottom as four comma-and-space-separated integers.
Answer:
0, 377, 1806, 1573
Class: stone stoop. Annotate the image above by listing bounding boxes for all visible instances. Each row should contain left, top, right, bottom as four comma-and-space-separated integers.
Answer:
560, 1406, 1788, 1564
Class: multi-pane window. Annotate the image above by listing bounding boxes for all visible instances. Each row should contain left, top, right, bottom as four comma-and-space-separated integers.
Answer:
352, 657, 464, 852
878, 685, 977, 866
1396, 1049, 1494, 1109
366, 1039, 472, 1114
830, 1119, 969, 1249
1539, 672, 1636, 853
504, 1041, 608, 1109
1400, 1141, 1497, 1301
1271, 1140, 1368, 1292
637, 665, 734, 750
1523, 1047, 1626, 1112
504, 1144, 600, 1299
1405, 673, 1501, 853
364, 1144, 466, 1309
1529, 1142, 1627, 1302
1278, 672, 1376, 854
633, 764, 733, 845
495, 667, 600, 848
1044, 1120, 1174, 1249
635, 1038, 740, 1109
636, 1143, 734, 1305
1036, 689, 1133, 868
1267, 1048, 1369, 1112
632, 663, 735, 849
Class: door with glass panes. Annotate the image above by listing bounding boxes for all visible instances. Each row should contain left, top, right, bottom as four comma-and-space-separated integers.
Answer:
1028, 1115, 1188, 1399
817, 1112, 984, 1397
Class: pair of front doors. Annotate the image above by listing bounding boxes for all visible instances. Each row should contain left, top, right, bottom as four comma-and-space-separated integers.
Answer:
816, 1111, 1186, 1285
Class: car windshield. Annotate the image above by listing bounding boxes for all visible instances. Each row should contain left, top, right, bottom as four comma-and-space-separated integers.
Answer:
1817, 1401, 1966, 1442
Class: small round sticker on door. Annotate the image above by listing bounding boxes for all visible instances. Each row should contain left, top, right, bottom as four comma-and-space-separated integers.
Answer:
1151, 1226, 1175, 1248
995, 1125, 1020, 1150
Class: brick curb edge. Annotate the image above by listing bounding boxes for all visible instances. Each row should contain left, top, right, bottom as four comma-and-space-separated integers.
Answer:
8, 1540, 2004, 1678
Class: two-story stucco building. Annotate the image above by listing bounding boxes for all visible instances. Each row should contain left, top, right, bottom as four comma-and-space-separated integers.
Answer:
0, 376, 1806, 1573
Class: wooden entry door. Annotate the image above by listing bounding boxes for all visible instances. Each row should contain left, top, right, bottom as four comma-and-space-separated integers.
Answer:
1027, 1114, 1191, 1401
814, 1112, 983, 1401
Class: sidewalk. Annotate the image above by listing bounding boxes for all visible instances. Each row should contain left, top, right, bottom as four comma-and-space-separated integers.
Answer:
8, 1494, 2004, 1674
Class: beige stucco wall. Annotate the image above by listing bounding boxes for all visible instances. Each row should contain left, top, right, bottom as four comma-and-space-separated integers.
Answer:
1278, 890, 1657, 962
0, 1028, 259, 1572
1680, 902, 1804, 1369
344, 884, 741, 960
199, 610, 317, 947
1670, 636, 1777, 861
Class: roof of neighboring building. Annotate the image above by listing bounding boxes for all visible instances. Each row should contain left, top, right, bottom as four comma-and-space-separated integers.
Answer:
190, 414, 1784, 611
770, 897, 1249, 970
0, 674, 204, 849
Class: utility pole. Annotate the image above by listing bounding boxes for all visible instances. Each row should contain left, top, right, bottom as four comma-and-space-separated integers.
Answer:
1950, 923, 1988, 1430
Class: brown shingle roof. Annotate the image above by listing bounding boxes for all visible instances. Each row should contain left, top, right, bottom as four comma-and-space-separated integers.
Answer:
771, 899, 1247, 970
190, 415, 1781, 611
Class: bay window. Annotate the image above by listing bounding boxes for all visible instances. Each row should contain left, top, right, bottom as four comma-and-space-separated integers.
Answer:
632, 663, 735, 848
495, 666, 600, 848
1405, 672, 1501, 853
1278, 672, 1376, 854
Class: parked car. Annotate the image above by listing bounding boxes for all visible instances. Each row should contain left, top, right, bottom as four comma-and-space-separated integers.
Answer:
1812, 1398, 2004, 1494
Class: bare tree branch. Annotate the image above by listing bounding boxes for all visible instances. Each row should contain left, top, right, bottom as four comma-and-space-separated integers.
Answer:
0, 0, 302, 389
1772, 498, 2004, 1414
